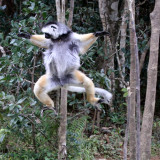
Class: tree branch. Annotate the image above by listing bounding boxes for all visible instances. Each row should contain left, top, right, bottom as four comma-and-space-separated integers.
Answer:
67, 0, 74, 28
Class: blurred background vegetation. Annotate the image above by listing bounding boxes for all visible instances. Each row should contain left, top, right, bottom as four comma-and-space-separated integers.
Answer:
0, 0, 159, 159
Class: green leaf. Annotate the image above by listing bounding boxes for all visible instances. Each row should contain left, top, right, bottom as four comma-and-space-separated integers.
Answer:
7, 114, 14, 117
42, 12, 47, 18
9, 104, 15, 111
29, 2, 35, 10
0, 76, 4, 80
10, 39, 16, 44
121, 88, 127, 92
17, 97, 26, 104
0, 101, 4, 106
18, 116, 23, 121
19, 62, 23, 68
27, 46, 34, 53
69, 101, 76, 106
0, 134, 5, 142
29, 16, 36, 22
0, 33, 4, 40
16, 105, 22, 110
123, 92, 128, 97
6, 95, 15, 102
29, 98, 37, 106
0, 113, 3, 121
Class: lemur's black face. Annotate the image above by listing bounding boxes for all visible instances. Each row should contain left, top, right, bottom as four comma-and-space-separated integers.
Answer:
44, 33, 52, 39
42, 21, 71, 40
42, 22, 59, 39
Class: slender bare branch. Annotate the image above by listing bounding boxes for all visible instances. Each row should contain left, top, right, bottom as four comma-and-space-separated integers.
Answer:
120, 1, 128, 74
139, 40, 150, 74
67, 0, 74, 28
61, 0, 65, 23
128, 0, 141, 159
58, 87, 67, 160
31, 55, 36, 91
56, 0, 61, 22
123, 87, 131, 160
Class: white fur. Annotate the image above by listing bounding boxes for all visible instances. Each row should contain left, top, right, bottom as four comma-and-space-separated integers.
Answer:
67, 86, 112, 105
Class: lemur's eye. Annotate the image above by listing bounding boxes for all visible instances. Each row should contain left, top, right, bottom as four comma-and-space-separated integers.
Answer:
51, 25, 57, 29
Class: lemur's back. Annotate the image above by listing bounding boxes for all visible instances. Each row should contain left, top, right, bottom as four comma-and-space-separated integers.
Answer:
43, 33, 81, 79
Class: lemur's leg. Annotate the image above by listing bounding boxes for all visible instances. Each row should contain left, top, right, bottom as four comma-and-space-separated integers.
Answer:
73, 70, 100, 105
34, 75, 60, 108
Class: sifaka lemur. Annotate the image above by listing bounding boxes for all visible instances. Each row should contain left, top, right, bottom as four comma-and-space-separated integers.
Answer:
18, 21, 112, 110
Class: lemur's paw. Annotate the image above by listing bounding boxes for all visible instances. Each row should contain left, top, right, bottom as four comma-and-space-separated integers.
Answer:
94, 31, 110, 37
41, 106, 58, 117
89, 97, 100, 105
97, 97, 112, 105
97, 99, 104, 104
18, 32, 31, 39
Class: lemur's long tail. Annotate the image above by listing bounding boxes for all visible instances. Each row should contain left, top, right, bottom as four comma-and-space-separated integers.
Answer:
67, 86, 112, 105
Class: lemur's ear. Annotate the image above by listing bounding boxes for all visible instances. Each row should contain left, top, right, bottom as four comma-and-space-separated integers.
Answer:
94, 31, 110, 37
18, 33, 31, 39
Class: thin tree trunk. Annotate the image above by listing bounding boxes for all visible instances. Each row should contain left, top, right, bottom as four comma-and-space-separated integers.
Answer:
123, 88, 131, 160
139, 40, 150, 74
92, 109, 97, 134
61, 0, 65, 24
98, 0, 121, 112
32, 117, 37, 153
56, 0, 61, 22
140, 0, 160, 159
58, 87, 67, 160
56, 1, 75, 159
98, 0, 119, 93
128, 0, 141, 159
119, 0, 128, 74
56, 1, 67, 159
56, 89, 60, 113
128, 0, 137, 159
96, 110, 101, 130
67, 0, 74, 28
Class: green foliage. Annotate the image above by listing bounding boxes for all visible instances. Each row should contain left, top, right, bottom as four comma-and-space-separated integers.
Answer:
67, 116, 93, 159
121, 88, 128, 98
0, 0, 159, 159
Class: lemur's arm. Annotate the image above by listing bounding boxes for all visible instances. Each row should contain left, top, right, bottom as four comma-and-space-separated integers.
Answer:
73, 31, 109, 54
18, 33, 50, 49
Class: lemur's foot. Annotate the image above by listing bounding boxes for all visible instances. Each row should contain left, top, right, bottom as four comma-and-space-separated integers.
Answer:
89, 97, 101, 105
97, 99, 104, 104
41, 106, 58, 117
97, 98, 112, 105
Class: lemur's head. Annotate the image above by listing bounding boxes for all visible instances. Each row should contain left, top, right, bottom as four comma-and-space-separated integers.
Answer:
42, 21, 71, 39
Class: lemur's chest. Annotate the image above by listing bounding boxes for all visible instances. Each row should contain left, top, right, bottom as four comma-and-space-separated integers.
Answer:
43, 40, 80, 77
49, 41, 80, 63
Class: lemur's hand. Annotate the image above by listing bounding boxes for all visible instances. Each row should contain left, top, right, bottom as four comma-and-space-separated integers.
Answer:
94, 31, 109, 37
18, 33, 31, 39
